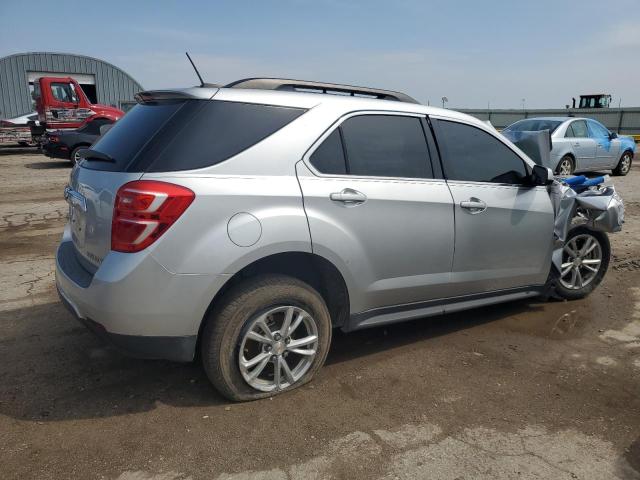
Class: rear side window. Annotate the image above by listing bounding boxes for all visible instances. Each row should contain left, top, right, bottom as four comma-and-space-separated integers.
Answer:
568, 120, 588, 138
84, 100, 305, 172
341, 115, 432, 178
86, 102, 183, 171
564, 124, 575, 138
437, 120, 527, 184
147, 101, 304, 172
310, 129, 347, 175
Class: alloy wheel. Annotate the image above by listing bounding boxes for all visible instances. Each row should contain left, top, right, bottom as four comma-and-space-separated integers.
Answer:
558, 158, 573, 176
239, 305, 318, 392
559, 234, 602, 290
619, 154, 631, 174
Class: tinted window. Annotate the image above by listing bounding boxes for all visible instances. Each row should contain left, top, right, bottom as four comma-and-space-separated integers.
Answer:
85, 100, 305, 172
147, 101, 304, 172
438, 120, 527, 184
79, 118, 112, 135
85, 101, 183, 171
310, 129, 347, 174
588, 120, 610, 138
504, 119, 562, 133
570, 120, 588, 138
340, 115, 432, 178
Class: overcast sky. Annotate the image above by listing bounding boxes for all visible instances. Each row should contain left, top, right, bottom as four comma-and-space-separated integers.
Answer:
1, 0, 639, 108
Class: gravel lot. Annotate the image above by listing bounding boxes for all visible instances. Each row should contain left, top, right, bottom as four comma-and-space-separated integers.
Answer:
1, 146, 639, 480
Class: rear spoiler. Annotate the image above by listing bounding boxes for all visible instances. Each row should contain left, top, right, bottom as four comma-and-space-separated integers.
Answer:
135, 87, 218, 104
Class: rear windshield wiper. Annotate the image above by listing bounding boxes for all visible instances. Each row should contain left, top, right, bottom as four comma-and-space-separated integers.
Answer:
77, 148, 115, 163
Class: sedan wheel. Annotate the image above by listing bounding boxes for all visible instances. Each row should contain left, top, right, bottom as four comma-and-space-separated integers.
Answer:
557, 156, 574, 176
239, 305, 318, 392
615, 152, 632, 176
559, 234, 602, 290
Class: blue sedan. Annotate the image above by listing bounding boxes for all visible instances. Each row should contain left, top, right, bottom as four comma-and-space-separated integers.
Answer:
503, 117, 636, 176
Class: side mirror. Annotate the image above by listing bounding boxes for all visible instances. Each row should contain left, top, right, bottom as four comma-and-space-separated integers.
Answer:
609, 131, 618, 140
531, 165, 554, 186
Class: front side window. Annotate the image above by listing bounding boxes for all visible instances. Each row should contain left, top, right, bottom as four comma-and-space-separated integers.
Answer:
588, 120, 610, 139
50, 83, 78, 103
437, 120, 527, 184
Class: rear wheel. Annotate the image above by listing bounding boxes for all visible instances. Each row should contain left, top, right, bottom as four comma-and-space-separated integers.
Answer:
551, 226, 610, 300
556, 155, 574, 176
70, 146, 85, 165
200, 275, 332, 401
612, 151, 632, 176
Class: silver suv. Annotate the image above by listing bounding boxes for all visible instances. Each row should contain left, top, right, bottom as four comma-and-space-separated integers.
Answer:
57, 78, 611, 401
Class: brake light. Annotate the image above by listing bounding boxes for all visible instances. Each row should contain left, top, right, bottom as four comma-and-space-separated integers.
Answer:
111, 181, 195, 253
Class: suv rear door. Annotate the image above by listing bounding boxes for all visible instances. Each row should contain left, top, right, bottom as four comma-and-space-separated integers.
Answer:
432, 117, 554, 295
297, 112, 455, 316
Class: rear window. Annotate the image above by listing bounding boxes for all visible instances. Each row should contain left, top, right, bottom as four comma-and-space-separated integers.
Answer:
504, 119, 562, 134
84, 100, 305, 172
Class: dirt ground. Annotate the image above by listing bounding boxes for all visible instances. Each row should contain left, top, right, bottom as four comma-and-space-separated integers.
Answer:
0, 145, 639, 480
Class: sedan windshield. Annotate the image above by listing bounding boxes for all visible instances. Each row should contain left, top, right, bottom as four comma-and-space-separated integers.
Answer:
504, 119, 563, 133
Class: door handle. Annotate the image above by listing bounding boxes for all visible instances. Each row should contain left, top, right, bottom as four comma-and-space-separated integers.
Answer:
573, 142, 581, 147
330, 188, 367, 205
460, 198, 487, 214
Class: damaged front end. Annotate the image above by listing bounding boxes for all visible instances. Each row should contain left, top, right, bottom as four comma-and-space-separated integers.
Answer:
502, 128, 625, 273
549, 177, 624, 271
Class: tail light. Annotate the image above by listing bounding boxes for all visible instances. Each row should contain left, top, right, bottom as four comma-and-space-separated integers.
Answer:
112, 181, 195, 253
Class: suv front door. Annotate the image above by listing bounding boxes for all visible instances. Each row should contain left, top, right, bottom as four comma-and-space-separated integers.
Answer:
432, 118, 555, 295
297, 112, 455, 315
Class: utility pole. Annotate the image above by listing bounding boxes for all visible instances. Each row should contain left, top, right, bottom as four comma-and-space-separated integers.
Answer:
441, 96, 448, 109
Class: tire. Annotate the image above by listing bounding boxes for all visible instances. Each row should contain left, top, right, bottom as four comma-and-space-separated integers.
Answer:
70, 146, 85, 165
612, 151, 632, 176
200, 274, 332, 401
556, 155, 574, 176
550, 226, 610, 300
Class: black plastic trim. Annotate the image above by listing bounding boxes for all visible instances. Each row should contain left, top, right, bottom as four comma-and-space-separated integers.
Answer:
347, 285, 545, 331
58, 287, 196, 362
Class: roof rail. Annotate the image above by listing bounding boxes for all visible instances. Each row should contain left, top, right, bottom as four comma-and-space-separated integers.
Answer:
225, 78, 419, 104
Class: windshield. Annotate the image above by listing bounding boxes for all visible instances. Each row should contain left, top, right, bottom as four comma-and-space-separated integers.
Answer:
504, 119, 563, 133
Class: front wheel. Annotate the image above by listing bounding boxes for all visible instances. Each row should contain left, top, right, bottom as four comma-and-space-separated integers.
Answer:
612, 151, 632, 176
551, 226, 610, 300
200, 275, 332, 401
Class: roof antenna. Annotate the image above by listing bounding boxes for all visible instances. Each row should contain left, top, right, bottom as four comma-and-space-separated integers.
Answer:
185, 52, 204, 87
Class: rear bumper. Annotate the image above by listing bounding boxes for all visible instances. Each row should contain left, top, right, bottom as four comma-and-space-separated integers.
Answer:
42, 142, 70, 159
57, 285, 197, 362
55, 227, 229, 361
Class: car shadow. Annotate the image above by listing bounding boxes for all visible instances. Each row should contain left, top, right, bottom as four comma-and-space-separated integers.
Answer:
0, 298, 545, 422
0, 146, 41, 156
24, 160, 70, 169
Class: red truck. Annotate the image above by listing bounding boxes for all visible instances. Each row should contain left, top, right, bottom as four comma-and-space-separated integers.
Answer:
30, 77, 124, 142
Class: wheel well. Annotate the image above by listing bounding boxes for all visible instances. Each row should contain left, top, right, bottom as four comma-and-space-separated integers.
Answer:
199, 252, 350, 335
556, 152, 575, 171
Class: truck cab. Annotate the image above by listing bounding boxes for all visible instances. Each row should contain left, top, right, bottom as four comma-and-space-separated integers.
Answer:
32, 77, 124, 131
